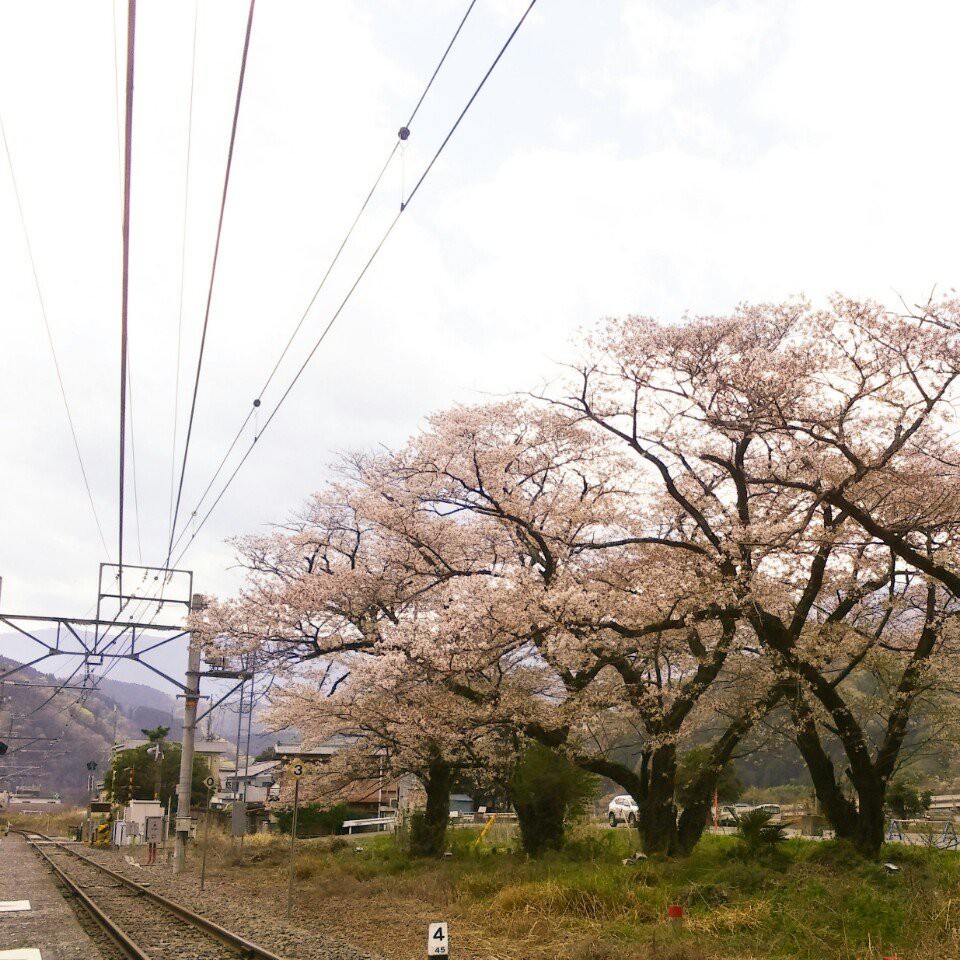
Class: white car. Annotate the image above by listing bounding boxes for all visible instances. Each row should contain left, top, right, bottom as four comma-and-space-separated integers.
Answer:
608, 795, 639, 827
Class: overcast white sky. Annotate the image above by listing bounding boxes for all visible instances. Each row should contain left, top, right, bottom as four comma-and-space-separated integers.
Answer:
2, 0, 960, 624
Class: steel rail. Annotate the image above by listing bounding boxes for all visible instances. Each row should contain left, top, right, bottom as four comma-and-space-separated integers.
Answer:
25, 834, 288, 960
29, 838, 153, 960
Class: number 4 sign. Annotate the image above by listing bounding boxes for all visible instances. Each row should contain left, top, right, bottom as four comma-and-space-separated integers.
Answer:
427, 922, 449, 956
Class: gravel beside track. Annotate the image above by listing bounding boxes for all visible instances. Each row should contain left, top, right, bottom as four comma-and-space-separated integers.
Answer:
77, 845, 388, 960
36, 842, 247, 960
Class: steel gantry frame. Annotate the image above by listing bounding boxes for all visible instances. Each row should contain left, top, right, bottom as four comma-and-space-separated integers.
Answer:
0, 561, 252, 874
1, 560, 195, 692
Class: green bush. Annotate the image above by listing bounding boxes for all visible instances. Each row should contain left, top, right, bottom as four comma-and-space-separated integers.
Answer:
273, 803, 354, 836
735, 808, 787, 858
510, 745, 598, 857
887, 776, 932, 819
675, 746, 744, 807
409, 810, 449, 857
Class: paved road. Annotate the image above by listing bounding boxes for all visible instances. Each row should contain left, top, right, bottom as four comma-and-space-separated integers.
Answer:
0, 834, 102, 960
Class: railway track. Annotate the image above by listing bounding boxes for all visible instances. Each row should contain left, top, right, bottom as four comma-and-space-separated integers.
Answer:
22, 832, 289, 960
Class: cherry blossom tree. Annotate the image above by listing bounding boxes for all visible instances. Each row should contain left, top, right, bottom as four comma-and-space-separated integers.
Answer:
268, 651, 513, 856
372, 403, 781, 856
196, 294, 960, 860
560, 297, 960, 855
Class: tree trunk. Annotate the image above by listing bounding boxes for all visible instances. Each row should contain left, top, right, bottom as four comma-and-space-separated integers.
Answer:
850, 771, 886, 857
410, 758, 452, 857
791, 700, 857, 840
676, 794, 712, 855
638, 745, 679, 856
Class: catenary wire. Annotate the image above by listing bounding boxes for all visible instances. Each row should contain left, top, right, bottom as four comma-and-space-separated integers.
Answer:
82, 0, 523, 671
168, 0, 201, 557
166, 0, 256, 568
127, 355, 144, 563
167, 0, 539, 567
254, 0, 479, 402
165, 0, 487, 557
85, 0, 489, 681
118, 0, 136, 591
0, 108, 112, 558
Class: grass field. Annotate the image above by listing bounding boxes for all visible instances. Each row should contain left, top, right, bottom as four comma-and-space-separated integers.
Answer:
186, 824, 960, 960
3, 807, 84, 837
10, 808, 960, 959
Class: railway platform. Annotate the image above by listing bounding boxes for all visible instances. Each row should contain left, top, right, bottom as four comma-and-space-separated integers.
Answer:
0, 833, 100, 960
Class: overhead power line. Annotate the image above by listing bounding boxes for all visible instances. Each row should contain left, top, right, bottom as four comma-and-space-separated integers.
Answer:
164, 0, 485, 558
118, 0, 137, 593
256, 0, 480, 403
127, 355, 144, 563
167, 0, 539, 567
166, 0, 257, 567
0, 109, 111, 558
168, 0, 201, 561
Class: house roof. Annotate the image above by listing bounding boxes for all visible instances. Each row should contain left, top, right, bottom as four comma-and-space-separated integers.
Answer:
226, 760, 279, 780
274, 733, 361, 757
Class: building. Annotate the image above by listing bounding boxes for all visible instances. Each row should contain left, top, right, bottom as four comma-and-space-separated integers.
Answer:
218, 759, 280, 805
449, 793, 475, 816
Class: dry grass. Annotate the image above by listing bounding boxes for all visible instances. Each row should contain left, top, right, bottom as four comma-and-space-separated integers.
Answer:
4, 807, 85, 837
51, 816, 960, 960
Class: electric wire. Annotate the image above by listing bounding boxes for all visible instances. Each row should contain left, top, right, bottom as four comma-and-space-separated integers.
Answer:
168, 0, 201, 557
127, 355, 144, 563
118, 0, 137, 591
7, 2, 533, 746
164, 0, 487, 558
166, 0, 256, 568
17, 657, 87, 721
0, 110, 112, 559
255, 0, 479, 401
167, 0, 539, 566
406, 0, 478, 130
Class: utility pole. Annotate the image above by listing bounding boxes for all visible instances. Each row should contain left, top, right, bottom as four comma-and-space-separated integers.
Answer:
173, 592, 205, 873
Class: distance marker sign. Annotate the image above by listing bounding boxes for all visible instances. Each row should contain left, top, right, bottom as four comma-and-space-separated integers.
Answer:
204, 776, 216, 790
427, 923, 449, 956
290, 760, 305, 779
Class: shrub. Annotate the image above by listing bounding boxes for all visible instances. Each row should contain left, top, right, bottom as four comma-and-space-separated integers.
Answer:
887, 776, 932, 819
409, 810, 448, 857
735, 808, 787, 858
273, 802, 353, 836
510, 744, 598, 857
676, 747, 743, 807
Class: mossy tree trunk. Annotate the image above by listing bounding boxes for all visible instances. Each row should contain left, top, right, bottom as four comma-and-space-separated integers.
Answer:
409, 758, 452, 857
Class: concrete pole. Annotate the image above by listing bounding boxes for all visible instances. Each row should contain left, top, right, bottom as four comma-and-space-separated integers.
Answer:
173, 593, 205, 873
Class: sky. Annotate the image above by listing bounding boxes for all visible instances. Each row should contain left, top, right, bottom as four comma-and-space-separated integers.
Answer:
3, 0, 960, 643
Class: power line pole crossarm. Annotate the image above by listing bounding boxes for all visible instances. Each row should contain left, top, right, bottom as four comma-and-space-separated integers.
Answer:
173, 592, 206, 873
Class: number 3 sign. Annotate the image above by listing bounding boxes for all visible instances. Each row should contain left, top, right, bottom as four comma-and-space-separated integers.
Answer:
427, 922, 449, 956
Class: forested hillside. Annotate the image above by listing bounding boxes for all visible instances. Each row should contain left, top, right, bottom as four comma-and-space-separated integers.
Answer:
0, 655, 177, 801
